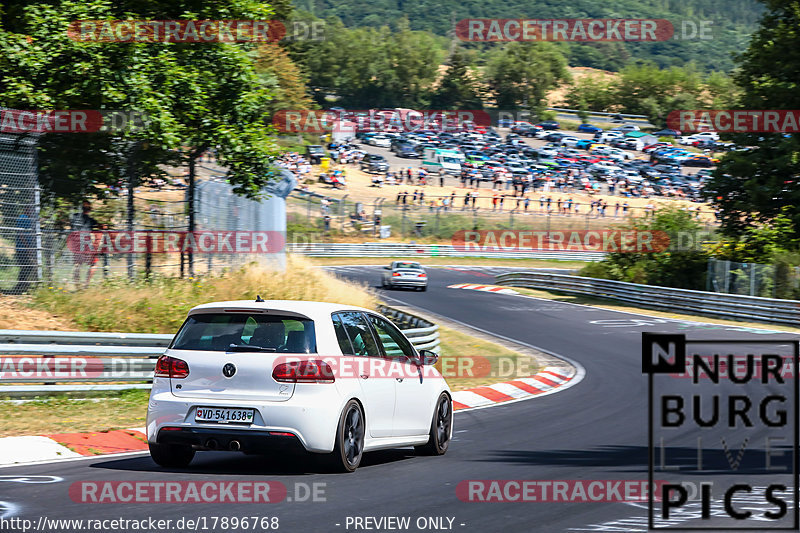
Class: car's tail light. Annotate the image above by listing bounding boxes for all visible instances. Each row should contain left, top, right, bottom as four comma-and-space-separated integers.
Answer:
392, 272, 401, 277
272, 360, 335, 383
417, 273, 427, 278
154, 355, 190, 379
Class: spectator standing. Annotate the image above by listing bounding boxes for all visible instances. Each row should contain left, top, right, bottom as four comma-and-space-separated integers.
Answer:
70, 201, 102, 287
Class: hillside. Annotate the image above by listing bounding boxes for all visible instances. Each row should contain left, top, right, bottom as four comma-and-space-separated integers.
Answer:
295, 0, 762, 72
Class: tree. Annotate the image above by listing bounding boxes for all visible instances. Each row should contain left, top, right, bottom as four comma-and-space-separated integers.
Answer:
706, 0, 800, 238
484, 42, 570, 113
579, 207, 711, 290
0, 0, 284, 201
429, 47, 483, 110
254, 43, 315, 118
290, 16, 443, 108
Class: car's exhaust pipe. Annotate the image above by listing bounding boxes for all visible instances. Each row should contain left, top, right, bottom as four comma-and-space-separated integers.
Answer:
205, 438, 219, 450
229, 440, 241, 451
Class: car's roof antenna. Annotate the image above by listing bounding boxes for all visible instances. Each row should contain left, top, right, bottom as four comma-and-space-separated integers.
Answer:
255, 295, 265, 302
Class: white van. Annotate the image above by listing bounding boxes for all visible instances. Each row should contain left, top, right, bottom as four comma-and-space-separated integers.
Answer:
422, 148, 463, 175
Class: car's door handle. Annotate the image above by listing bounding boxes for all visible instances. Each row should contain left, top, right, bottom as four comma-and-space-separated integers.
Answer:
360, 374, 369, 379
396, 377, 404, 382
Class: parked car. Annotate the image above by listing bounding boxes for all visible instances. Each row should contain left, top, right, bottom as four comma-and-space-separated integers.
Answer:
577, 123, 603, 134
537, 121, 560, 130
653, 128, 681, 137
368, 135, 392, 148
682, 155, 716, 167
511, 124, 542, 137
360, 154, 389, 173
394, 144, 420, 158
597, 131, 624, 143
146, 299, 452, 472
559, 136, 580, 147
611, 125, 641, 133
545, 132, 566, 142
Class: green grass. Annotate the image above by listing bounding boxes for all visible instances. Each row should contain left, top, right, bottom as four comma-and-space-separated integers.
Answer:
0, 389, 150, 437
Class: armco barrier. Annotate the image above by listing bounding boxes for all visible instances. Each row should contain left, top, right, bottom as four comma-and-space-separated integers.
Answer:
0, 306, 439, 397
287, 242, 604, 261
495, 272, 800, 326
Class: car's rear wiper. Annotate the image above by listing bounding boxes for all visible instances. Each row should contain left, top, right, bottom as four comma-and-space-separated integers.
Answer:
227, 344, 277, 352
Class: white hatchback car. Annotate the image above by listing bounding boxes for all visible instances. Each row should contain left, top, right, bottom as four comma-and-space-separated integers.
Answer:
146, 300, 452, 472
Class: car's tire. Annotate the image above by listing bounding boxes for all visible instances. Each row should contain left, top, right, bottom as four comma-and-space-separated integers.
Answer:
415, 393, 452, 456
327, 400, 365, 473
420, 285, 427, 292
149, 442, 195, 468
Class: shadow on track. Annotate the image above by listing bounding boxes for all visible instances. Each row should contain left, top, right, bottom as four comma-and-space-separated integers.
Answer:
90, 449, 417, 476
476, 445, 788, 475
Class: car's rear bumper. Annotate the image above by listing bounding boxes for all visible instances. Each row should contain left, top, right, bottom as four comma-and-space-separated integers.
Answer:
387, 279, 427, 287
146, 382, 345, 453
156, 426, 306, 454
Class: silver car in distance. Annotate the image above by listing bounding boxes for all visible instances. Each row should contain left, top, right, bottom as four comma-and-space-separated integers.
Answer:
381, 261, 428, 291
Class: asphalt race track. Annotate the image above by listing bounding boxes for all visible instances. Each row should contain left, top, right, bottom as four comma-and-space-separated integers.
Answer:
2, 265, 797, 532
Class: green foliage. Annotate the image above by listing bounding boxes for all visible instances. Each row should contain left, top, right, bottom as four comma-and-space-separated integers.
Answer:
579, 207, 711, 289
303, 0, 763, 72
485, 42, 570, 111
711, 208, 800, 263
564, 63, 739, 125
290, 17, 444, 108
0, 1, 284, 201
430, 47, 484, 110
707, 0, 800, 239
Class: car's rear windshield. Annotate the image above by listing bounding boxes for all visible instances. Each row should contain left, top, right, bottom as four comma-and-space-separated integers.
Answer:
170, 313, 316, 353
396, 262, 421, 269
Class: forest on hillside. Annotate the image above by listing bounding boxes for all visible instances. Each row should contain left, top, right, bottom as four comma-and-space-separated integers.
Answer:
294, 0, 763, 71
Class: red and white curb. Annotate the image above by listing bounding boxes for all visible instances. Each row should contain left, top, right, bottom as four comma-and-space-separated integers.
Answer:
0, 427, 147, 466
448, 283, 519, 295
452, 366, 576, 411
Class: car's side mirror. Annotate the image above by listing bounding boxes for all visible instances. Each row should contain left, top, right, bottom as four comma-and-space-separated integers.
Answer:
383, 266, 391, 270
418, 349, 438, 366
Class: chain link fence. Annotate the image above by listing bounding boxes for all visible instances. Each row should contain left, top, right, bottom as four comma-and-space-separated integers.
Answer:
0, 131, 42, 294
0, 125, 296, 292
706, 258, 800, 298
286, 190, 716, 241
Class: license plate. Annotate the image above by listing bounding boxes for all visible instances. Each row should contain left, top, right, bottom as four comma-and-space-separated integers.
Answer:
195, 407, 254, 424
